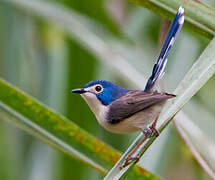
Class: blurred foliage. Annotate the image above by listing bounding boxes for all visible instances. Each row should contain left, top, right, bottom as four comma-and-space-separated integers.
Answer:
0, 0, 215, 180
130, 0, 215, 38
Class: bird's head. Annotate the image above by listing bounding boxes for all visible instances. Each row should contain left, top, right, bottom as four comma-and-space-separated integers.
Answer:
72, 80, 129, 106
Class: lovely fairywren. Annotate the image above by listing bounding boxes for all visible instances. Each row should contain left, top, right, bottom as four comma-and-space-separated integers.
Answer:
72, 7, 184, 138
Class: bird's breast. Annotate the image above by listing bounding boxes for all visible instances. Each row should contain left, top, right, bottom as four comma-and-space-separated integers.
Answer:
103, 103, 164, 134
81, 93, 164, 134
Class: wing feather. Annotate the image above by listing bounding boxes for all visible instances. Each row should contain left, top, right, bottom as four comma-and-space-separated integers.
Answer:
106, 91, 175, 124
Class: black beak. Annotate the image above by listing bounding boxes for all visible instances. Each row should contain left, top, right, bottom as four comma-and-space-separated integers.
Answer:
71, 88, 86, 94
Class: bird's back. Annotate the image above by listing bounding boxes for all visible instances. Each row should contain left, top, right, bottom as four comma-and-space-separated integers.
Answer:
102, 91, 175, 134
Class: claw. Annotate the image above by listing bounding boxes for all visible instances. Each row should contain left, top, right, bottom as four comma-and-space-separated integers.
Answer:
120, 156, 140, 170
142, 127, 153, 137
120, 117, 160, 170
149, 116, 160, 137
150, 125, 160, 137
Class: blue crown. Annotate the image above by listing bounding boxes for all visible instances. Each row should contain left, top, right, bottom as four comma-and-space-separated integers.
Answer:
84, 80, 130, 105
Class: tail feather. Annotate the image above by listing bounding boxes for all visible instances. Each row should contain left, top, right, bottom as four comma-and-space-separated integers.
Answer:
144, 6, 184, 92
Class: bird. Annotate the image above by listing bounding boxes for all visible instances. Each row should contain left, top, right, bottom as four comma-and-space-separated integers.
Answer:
72, 6, 184, 134
72, 6, 184, 167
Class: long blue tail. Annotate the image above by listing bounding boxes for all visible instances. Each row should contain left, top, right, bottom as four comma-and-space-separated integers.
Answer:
144, 6, 184, 92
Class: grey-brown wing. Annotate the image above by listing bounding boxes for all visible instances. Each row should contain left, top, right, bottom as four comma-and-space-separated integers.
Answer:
106, 90, 175, 124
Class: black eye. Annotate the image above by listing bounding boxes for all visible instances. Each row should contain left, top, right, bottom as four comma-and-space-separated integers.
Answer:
95, 85, 102, 92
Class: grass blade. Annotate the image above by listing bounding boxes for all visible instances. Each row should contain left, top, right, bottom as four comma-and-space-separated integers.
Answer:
5, 0, 146, 89
174, 112, 215, 179
0, 78, 158, 180
130, 0, 215, 38
105, 37, 215, 179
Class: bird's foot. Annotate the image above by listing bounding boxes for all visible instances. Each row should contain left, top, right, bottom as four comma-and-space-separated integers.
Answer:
120, 117, 160, 170
143, 116, 160, 137
149, 116, 160, 137
142, 127, 153, 137
149, 125, 160, 137
120, 135, 149, 169
120, 156, 140, 170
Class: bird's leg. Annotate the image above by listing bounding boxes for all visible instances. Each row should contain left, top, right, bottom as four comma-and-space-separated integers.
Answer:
149, 116, 160, 137
120, 135, 149, 169
120, 117, 160, 169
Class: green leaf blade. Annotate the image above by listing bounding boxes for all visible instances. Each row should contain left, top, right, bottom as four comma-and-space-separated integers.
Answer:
0, 78, 158, 179
105, 37, 215, 179
130, 0, 215, 38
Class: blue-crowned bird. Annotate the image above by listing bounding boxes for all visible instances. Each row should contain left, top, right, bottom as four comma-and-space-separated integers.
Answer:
72, 6, 184, 167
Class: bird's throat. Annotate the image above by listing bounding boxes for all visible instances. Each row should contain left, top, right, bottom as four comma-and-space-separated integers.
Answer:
81, 93, 108, 126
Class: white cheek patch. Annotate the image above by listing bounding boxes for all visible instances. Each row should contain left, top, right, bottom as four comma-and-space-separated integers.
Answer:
84, 86, 96, 94
81, 92, 99, 111
81, 92, 103, 115
81, 92, 95, 100
81, 92, 108, 128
